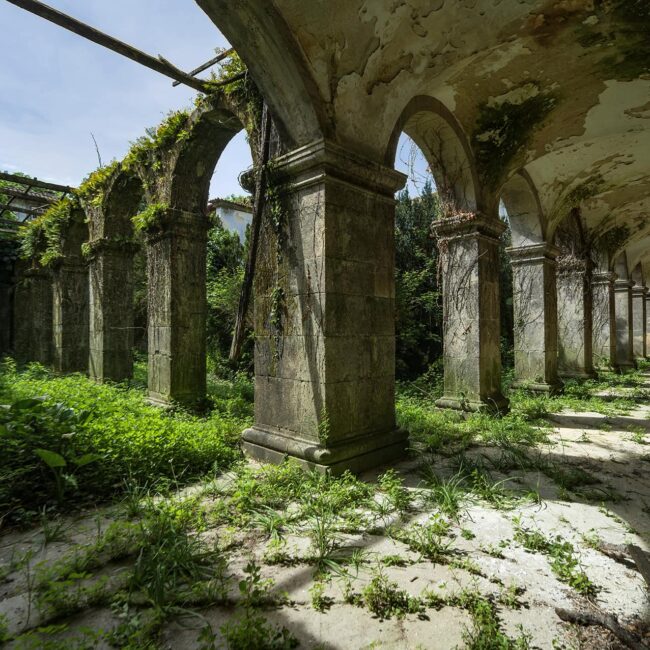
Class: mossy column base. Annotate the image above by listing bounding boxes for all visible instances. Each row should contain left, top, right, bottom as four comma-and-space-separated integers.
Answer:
631, 284, 647, 361
52, 262, 89, 373
614, 279, 634, 371
13, 265, 53, 365
146, 211, 208, 406
557, 258, 595, 380
243, 139, 409, 473
507, 243, 561, 394
592, 271, 618, 371
433, 214, 509, 413
88, 241, 138, 382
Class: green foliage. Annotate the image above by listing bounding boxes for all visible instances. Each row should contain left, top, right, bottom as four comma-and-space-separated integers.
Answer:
76, 161, 120, 208
0, 361, 247, 525
513, 518, 598, 597
394, 182, 442, 379
219, 561, 298, 650
131, 202, 169, 232
360, 569, 424, 620
124, 110, 192, 170
206, 214, 250, 372
18, 197, 77, 265
473, 87, 557, 188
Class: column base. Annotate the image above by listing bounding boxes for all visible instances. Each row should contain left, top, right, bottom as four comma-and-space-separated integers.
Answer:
241, 426, 409, 475
510, 380, 563, 396
434, 394, 510, 414
616, 362, 635, 373
559, 370, 597, 380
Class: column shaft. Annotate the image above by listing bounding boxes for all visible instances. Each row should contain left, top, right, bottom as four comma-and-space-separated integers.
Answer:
592, 272, 617, 370
13, 266, 53, 365
52, 262, 89, 373
88, 242, 137, 382
243, 140, 408, 473
614, 279, 634, 370
146, 212, 207, 405
508, 244, 560, 393
646, 295, 650, 359
632, 285, 647, 360
557, 258, 594, 378
434, 215, 508, 412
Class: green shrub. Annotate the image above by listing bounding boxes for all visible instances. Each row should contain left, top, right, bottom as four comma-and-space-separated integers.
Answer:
0, 362, 248, 525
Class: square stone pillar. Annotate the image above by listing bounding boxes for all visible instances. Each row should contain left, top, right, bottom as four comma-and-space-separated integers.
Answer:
614, 278, 634, 371
632, 284, 647, 360
507, 243, 561, 393
433, 214, 509, 412
52, 260, 89, 373
242, 140, 409, 473
557, 257, 595, 379
13, 265, 53, 365
88, 241, 138, 382
646, 295, 650, 359
592, 271, 617, 370
146, 211, 208, 405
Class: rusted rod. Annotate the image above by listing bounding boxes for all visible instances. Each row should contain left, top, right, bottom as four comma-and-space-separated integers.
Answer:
229, 102, 271, 363
6, 0, 210, 93
0, 203, 47, 217
0, 171, 72, 193
172, 47, 234, 87
0, 187, 57, 204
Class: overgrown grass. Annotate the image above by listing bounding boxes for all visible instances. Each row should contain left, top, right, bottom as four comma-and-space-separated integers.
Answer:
0, 360, 251, 526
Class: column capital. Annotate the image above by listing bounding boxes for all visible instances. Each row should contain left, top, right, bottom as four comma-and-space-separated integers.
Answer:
592, 270, 616, 285
143, 209, 209, 243
614, 278, 634, 291
506, 243, 560, 264
433, 212, 506, 241
557, 254, 593, 275
632, 284, 648, 296
272, 138, 407, 198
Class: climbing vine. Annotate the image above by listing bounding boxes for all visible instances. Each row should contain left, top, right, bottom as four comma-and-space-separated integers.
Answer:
131, 202, 170, 233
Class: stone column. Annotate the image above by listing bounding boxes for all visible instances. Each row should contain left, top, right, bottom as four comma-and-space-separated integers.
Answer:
242, 140, 409, 473
557, 257, 595, 379
646, 295, 650, 359
146, 211, 208, 405
13, 265, 53, 365
614, 278, 634, 371
88, 240, 138, 382
433, 214, 508, 412
592, 271, 617, 370
0, 244, 16, 357
507, 243, 561, 393
52, 259, 89, 373
632, 284, 647, 361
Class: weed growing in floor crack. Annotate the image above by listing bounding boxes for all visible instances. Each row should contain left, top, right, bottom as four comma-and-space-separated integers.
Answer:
309, 580, 334, 612
219, 561, 297, 650
394, 515, 454, 563
513, 518, 598, 598
360, 567, 424, 620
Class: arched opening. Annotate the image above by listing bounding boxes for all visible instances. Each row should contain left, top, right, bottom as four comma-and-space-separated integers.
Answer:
387, 97, 507, 412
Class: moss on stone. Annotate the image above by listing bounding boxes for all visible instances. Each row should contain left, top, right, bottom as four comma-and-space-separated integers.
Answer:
76, 161, 120, 208
473, 87, 557, 189
131, 202, 169, 233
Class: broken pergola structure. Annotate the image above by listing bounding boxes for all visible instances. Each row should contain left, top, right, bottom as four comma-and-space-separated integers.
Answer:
4, 0, 650, 474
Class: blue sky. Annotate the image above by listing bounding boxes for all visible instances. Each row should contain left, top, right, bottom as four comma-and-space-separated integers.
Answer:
0, 0, 425, 198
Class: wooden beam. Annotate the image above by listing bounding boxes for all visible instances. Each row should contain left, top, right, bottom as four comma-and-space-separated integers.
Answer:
6, 0, 210, 93
0, 203, 47, 218
0, 171, 72, 193
172, 48, 234, 87
0, 187, 57, 204
229, 103, 272, 363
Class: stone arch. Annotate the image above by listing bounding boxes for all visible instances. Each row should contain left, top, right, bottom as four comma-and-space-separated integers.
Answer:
136, 94, 255, 405
195, 0, 328, 148
500, 170, 546, 248
85, 166, 145, 382
385, 95, 481, 216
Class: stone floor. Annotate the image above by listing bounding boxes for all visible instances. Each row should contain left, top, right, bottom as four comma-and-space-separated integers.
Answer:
1, 386, 650, 649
